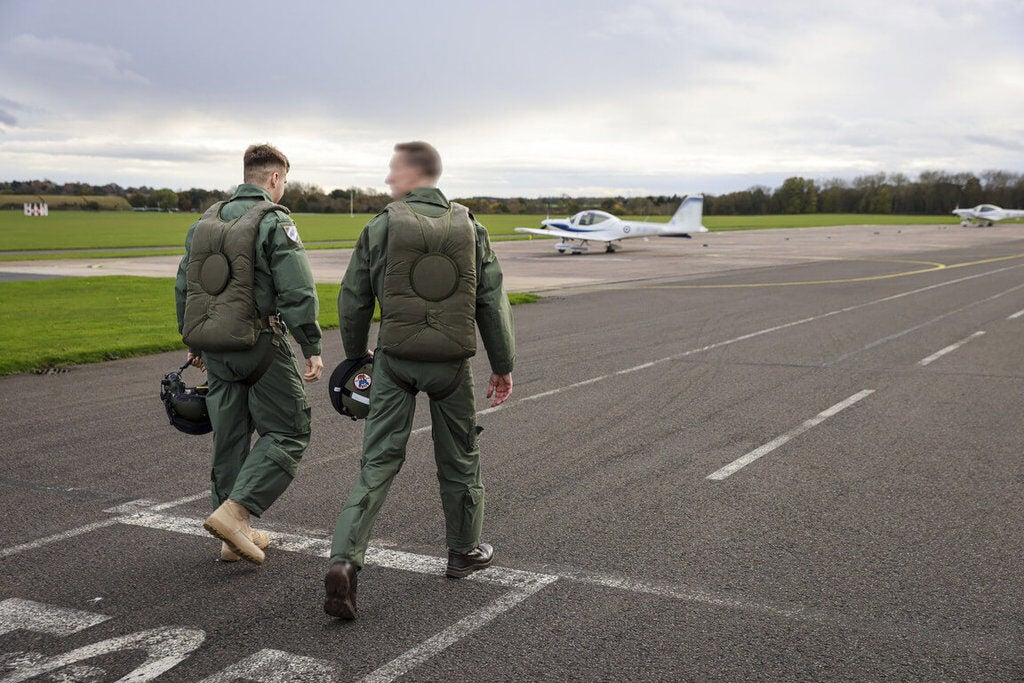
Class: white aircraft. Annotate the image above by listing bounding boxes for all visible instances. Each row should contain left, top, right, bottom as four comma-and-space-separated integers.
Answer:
952, 203, 1024, 227
514, 194, 708, 253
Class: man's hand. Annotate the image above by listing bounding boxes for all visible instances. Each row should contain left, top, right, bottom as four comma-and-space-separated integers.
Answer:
187, 352, 205, 372
304, 355, 324, 382
486, 373, 513, 407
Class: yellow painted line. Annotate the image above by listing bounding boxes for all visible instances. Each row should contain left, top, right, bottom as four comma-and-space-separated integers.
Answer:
943, 252, 1024, 269
560, 252, 1024, 291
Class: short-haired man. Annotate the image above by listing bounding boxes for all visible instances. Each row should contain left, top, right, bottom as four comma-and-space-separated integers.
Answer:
175, 143, 324, 564
324, 141, 515, 619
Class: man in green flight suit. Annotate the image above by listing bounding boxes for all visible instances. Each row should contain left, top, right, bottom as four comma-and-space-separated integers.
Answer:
174, 143, 324, 565
324, 141, 515, 620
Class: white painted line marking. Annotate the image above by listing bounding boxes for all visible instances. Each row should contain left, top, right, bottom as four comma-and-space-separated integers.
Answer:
707, 390, 876, 481
149, 492, 209, 511
0, 598, 110, 637
356, 576, 556, 683
116, 511, 549, 589
1008, 308, 1024, 320
918, 330, 986, 366
115, 509, 806, 616
0, 519, 120, 559
567, 571, 809, 619
198, 648, 341, 683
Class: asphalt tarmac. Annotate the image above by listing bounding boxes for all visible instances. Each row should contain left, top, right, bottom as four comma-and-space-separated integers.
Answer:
1, 226, 1023, 681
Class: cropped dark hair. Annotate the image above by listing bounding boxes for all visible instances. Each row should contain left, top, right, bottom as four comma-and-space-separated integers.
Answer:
394, 141, 442, 180
243, 144, 290, 183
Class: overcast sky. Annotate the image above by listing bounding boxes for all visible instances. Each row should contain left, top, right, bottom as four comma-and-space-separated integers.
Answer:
1, 0, 1022, 197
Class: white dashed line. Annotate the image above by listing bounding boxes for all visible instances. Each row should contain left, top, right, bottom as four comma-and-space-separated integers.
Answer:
506, 264, 1022, 407
917, 331, 986, 366
707, 390, 876, 481
826, 282, 1024, 365
1007, 308, 1024, 320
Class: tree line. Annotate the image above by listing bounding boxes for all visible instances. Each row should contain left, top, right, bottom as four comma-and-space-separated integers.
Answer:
3, 170, 1023, 215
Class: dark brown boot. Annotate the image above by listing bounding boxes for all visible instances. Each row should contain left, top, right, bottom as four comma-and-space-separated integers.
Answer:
446, 543, 494, 578
324, 561, 358, 620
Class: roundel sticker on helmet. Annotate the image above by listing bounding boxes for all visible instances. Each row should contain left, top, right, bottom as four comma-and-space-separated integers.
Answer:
353, 373, 372, 391
199, 252, 231, 295
410, 252, 460, 302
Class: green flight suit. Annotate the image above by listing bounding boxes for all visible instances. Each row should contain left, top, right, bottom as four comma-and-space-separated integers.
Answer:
330, 187, 515, 567
174, 183, 322, 516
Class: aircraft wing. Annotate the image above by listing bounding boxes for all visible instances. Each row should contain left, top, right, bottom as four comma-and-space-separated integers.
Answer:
514, 227, 615, 242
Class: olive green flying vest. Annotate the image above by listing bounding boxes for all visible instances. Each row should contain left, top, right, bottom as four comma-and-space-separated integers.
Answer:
181, 200, 283, 352
379, 200, 477, 362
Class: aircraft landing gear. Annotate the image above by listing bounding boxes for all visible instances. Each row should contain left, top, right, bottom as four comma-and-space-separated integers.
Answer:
555, 242, 588, 255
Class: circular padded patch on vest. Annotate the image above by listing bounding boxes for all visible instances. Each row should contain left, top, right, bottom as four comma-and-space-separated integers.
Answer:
410, 252, 460, 302
200, 252, 231, 295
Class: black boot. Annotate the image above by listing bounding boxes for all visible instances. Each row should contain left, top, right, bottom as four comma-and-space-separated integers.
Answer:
446, 543, 494, 578
324, 561, 358, 619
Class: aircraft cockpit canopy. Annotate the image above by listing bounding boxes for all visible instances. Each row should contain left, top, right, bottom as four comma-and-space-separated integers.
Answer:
573, 210, 615, 227
978, 204, 998, 212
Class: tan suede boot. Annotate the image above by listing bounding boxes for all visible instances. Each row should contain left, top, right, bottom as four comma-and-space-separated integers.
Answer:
204, 500, 265, 565
220, 529, 270, 562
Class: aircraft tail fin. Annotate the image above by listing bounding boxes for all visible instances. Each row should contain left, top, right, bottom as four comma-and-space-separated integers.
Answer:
665, 194, 707, 234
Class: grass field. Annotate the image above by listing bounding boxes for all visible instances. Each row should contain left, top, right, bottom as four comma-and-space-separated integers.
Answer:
0, 276, 537, 375
0, 210, 971, 254
0, 211, 540, 251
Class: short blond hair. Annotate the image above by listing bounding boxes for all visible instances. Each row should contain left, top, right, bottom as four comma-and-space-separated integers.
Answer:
243, 144, 289, 183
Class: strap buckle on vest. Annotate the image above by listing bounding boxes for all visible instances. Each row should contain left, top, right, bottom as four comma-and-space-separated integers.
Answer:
259, 314, 287, 337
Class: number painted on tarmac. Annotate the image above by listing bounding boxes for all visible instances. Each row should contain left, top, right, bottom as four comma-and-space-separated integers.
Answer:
0, 598, 338, 682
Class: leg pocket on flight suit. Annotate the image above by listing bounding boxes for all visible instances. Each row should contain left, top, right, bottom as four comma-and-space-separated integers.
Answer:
293, 397, 311, 435
461, 487, 483, 535
469, 425, 484, 452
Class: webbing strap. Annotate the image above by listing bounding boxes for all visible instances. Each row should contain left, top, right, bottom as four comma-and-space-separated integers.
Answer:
244, 333, 280, 388
429, 360, 466, 401
378, 353, 418, 396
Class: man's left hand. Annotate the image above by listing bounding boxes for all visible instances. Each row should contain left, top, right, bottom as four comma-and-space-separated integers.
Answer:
304, 355, 324, 382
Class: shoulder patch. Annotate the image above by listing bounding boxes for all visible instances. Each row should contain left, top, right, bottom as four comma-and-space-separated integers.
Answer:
282, 221, 301, 244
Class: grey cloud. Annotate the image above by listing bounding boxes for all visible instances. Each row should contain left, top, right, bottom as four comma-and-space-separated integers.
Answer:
0, 0, 1022, 194
965, 134, 1024, 153
4, 34, 149, 85
4, 139, 229, 164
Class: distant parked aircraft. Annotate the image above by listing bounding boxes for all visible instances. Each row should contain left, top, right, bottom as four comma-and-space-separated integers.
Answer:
514, 194, 708, 254
952, 203, 1024, 227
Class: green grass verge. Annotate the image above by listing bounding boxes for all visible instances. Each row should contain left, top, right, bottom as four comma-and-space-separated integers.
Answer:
0, 249, 187, 262
0, 276, 537, 376
701, 214, 963, 230
0, 211, 545, 252
0, 210, 975, 257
